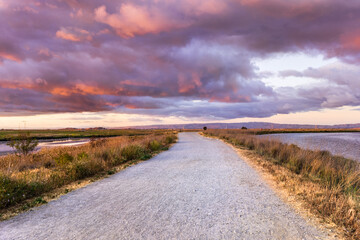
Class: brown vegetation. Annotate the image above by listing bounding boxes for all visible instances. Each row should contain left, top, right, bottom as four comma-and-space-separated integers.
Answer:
0, 132, 177, 211
204, 129, 360, 239
245, 128, 360, 135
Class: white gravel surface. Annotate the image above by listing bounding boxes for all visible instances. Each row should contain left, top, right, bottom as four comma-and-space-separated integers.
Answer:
0, 132, 333, 240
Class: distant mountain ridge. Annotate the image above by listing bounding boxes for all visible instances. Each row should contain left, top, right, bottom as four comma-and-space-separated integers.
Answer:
121, 122, 360, 130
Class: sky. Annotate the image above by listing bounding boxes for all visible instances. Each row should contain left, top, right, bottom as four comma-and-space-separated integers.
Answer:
1, 0, 360, 129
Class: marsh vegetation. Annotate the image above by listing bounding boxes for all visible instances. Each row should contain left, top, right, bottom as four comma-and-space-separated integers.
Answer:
0, 130, 177, 211
0, 129, 168, 141
204, 129, 360, 239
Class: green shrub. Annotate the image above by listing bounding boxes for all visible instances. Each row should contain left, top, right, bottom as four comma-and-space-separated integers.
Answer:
165, 135, 177, 144
54, 152, 74, 166
141, 153, 152, 160
121, 145, 145, 161
148, 140, 161, 151
69, 161, 103, 180
73, 163, 92, 179
77, 152, 88, 161
33, 197, 47, 205
0, 175, 47, 208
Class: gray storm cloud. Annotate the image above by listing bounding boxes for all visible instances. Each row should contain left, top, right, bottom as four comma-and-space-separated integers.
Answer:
1, 0, 360, 119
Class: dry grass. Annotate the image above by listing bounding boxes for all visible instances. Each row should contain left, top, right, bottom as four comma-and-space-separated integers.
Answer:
204, 129, 360, 239
0, 132, 177, 210
240, 128, 360, 135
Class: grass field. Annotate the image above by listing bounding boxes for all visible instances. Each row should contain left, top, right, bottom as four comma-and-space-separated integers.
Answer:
0, 130, 177, 214
0, 129, 171, 141
204, 129, 360, 239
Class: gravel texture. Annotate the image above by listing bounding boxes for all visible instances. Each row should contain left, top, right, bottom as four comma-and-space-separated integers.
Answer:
0, 132, 333, 240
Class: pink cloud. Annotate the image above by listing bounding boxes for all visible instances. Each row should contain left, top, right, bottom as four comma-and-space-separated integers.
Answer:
94, 4, 185, 38
2, 0, 360, 119
56, 27, 92, 42
178, 72, 202, 94
0, 0, 8, 9
181, 0, 228, 15
237, 0, 330, 18
341, 32, 360, 51
0, 52, 22, 63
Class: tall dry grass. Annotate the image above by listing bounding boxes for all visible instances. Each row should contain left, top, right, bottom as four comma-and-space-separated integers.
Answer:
205, 129, 360, 239
0, 133, 177, 209
243, 128, 360, 135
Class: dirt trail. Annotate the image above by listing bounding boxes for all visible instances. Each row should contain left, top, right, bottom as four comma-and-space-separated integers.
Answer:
0, 133, 334, 239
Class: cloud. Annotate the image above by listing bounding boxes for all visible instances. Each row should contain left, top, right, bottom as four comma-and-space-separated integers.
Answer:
1, 0, 360, 120
0, 52, 22, 63
0, 0, 7, 9
0, 40, 24, 63
94, 4, 182, 38
180, 0, 228, 15
279, 62, 360, 109
56, 27, 92, 42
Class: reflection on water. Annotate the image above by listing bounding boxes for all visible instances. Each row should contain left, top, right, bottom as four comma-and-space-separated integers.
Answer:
258, 133, 360, 162
0, 139, 89, 156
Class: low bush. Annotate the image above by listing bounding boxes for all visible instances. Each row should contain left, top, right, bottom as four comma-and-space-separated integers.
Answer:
77, 152, 88, 161
54, 152, 74, 166
165, 135, 177, 144
0, 175, 47, 208
148, 140, 161, 151
121, 145, 146, 161
70, 161, 102, 180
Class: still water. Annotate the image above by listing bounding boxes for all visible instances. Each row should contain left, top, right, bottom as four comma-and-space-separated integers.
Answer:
0, 139, 89, 156
258, 132, 360, 162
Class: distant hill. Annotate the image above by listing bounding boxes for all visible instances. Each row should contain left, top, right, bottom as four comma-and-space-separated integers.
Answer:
121, 122, 360, 130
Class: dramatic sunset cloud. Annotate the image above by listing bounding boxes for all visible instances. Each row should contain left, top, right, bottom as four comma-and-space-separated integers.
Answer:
56, 27, 93, 42
1, 0, 360, 127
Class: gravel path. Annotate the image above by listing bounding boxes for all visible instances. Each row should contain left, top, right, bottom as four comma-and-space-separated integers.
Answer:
0, 133, 333, 240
